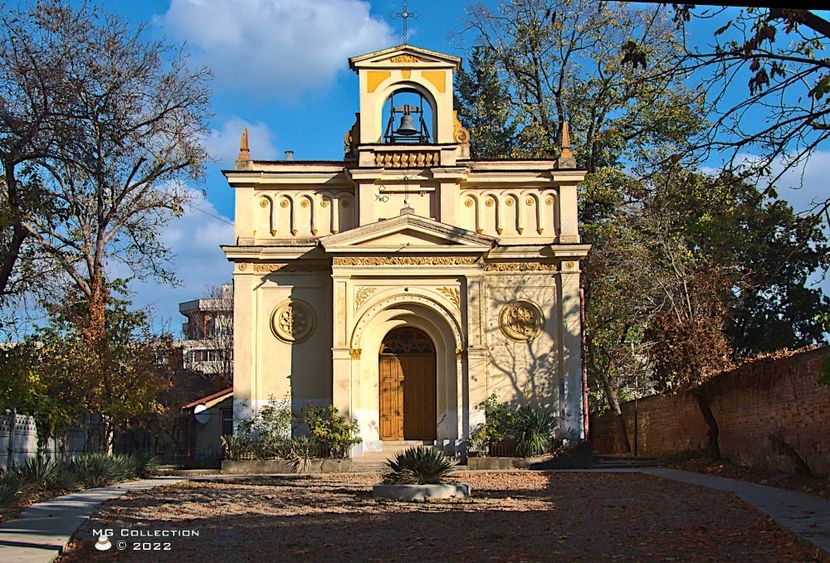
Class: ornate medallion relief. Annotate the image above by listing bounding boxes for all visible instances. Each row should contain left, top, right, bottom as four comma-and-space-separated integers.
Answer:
498, 299, 544, 342
271, 299, 316, 343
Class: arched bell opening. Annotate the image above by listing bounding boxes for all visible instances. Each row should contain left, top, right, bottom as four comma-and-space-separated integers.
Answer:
381, 87, 435, 144
378, 327, 437, 441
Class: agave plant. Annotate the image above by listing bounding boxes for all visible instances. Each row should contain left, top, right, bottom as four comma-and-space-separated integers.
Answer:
67, 453, 134, 488
123, 452, 159, 478
513, 406, 552, 457
221, 435, 257, 460
0, 473, 21, 504
13, 456, 59, 486
384, 447, 456, 485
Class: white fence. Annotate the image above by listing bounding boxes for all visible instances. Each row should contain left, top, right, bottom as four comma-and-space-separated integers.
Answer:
0, 410, 90, 471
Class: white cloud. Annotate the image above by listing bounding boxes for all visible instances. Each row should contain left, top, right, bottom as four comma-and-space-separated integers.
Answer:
771, 150, 830, 216
204, 117, 279, 165
161, 0, 396, 100
129, 187, 235, 335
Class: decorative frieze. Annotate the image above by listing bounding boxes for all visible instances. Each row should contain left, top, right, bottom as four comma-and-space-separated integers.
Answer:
333, 256, 480, 266
484, 262, 558, 272
252, 263, 330, 273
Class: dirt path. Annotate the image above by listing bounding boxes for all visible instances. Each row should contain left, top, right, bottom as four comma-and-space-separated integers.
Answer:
61, 472, 822, 562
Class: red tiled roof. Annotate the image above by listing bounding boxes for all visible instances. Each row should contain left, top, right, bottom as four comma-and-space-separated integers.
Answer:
183, 386, 233, 409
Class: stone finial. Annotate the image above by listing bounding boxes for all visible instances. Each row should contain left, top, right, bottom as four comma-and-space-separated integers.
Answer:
558, 121, 576, 168
235, 128, 251, 170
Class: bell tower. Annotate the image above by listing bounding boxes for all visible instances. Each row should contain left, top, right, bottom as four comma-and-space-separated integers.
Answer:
345, 45, 470, 167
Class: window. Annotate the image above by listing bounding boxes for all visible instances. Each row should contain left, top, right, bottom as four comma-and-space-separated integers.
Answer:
193, 349, 223, 363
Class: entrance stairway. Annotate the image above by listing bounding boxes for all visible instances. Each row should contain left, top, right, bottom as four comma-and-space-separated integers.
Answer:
591, 454, 662, 469
350, 440, 431, 472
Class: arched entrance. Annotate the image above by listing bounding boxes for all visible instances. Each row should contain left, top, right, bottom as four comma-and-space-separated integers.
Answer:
378, 327, 437, 441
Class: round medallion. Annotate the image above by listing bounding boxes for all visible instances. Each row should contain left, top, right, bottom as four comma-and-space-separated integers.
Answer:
270, 299, 316, 343
499, 299, 544, 342
259, 199, 269, 208
280, 199, 289, 208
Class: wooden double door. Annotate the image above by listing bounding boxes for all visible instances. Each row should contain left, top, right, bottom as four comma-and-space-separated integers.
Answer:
379, 328, 437, 441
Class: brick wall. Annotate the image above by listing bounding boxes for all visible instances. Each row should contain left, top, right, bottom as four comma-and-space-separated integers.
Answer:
591, 347, 830, 477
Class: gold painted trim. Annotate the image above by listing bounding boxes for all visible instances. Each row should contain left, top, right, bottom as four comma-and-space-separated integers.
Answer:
333, 256, 479, 266
421, 70, 446, 93
391, 54, 420, 63
367, 70, 391, 93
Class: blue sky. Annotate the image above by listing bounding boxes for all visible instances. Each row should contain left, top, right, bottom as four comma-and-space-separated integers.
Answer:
85, 1, 829, 334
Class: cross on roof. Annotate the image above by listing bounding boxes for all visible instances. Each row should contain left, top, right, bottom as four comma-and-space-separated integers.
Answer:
392, 1, 418, 44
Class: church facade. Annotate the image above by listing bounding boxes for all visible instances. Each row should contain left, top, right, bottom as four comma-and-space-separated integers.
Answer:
222, 45, 590, 457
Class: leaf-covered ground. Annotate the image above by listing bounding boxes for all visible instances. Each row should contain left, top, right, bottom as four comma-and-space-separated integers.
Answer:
61, 472, 823, 562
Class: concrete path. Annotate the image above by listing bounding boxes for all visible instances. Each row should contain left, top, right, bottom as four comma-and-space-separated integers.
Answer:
639, 468, 830, 555
0, 477, 183, 563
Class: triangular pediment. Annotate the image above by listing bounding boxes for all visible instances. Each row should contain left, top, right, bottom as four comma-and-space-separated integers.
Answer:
319, 212, 495, 253
349, 45, 461, 71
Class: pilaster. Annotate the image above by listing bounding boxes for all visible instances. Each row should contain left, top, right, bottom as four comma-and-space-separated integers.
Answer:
557, 262, 584, 440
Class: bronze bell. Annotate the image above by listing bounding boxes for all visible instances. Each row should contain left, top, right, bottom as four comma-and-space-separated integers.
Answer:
395, 112, 418, 136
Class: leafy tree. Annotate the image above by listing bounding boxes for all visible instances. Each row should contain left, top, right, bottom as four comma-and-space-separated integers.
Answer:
669, 6, 830, 197
463, 0, 703, 171
10, 290, 176, 452
455, 46, 517, 159
0, 0, 211, 342
647, 171, 830, 355
459, 3, 829, 446
0, 341, 75, 445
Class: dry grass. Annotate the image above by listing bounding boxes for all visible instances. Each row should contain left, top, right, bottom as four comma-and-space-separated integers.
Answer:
60, 472, 823, 562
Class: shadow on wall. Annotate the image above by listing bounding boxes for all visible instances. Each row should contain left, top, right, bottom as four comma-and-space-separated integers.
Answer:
486, 278, 565, 413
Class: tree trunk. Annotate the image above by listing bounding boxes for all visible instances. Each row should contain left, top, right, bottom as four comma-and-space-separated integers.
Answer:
0, 165, 29, 298
692, 386, 720, 459
598, 369, 632, 453
84, 270, 108, 344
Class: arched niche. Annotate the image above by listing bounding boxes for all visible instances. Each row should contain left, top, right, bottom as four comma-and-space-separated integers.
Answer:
370, 81, 440, 144
380, 87, 435, 144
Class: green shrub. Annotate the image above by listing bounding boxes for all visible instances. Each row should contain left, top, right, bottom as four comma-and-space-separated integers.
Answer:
298, 405, 361, 458
287, 436, 316, 472
221, 435, 256, 460
123, 452, 159, 478
469, 394, 517, 454
67, 453, 134, 487
52, 465, 82, 490
513, 406, 552, 457
14, 457, 59, 486
236, 395, 292, 438
0, 473, 21, 505
384, 447, 456, 485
